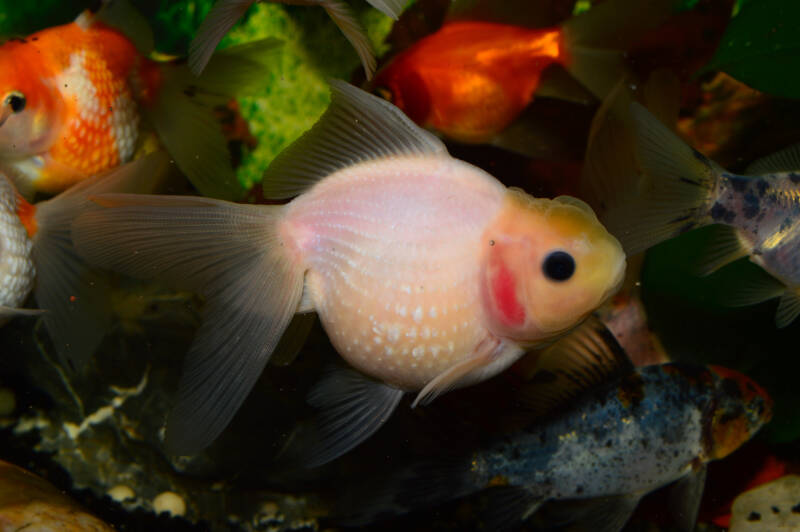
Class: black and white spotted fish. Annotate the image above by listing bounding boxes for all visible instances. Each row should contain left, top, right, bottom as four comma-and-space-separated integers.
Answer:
600, 103, 800, 327
341, 322, 772, 532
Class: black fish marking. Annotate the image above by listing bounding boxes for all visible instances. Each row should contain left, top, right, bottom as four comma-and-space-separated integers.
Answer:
789, 172, 800, 184
743, 192, 760, 219
757, 179, 769, 196
748, 511, 761, 522
710, 202, 736, 224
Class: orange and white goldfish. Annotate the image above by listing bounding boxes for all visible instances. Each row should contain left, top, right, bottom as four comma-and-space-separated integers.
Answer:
0, 1, 275, 200
72, 81, 625, 463
0, 153, 167, 369
188, 0, 405, 78
368, 0, 680, 149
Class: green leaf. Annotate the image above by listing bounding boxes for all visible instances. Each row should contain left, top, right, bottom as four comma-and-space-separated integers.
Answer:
704, 0, 800, 98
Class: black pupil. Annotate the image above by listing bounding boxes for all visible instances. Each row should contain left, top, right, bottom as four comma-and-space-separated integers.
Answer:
7, 94, 24, 113
542, 251, 575, 281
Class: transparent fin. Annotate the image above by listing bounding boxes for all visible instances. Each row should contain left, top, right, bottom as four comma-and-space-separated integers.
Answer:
262, 79, 447, 199
668, 465, 707, 532
562, 46, 627, 100
0, 306, 45, 318
690, 225, 750, 277
488, 110, 571, 160
34, 152, 170, 371
535, 65, 595, 105
446, 0, 571, 28
95, 0, 155, 55
72, 195, 304, 454
270, 313, 316, 366
776, 289, 800, 329
715, 271, 784, 308
286, 367, 404, 467
412, 343, 523, 407
364, 0, 404, 19
746, 142, 800, 175
477, 486, 544, 532
194, 38, 283, 97
620, 102, 720, 255
562, 0, 678, 49
188, 0, 256, 76
321, 1, 377, 80
337, 454, 477, 526
542, 493, 642, 532
145, 59, 244, 199
519, 316, 634, 417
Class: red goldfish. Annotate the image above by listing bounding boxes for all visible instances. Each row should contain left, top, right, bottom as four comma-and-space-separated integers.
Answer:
189, 0, 405, 78
0, 1, 275, 200
72, 81, 625, 463
370, 0, 680, 148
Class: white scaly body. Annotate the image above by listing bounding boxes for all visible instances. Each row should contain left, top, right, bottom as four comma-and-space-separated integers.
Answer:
0, 176, 34, 322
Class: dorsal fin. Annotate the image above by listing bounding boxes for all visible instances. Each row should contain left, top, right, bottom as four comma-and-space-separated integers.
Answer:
261, 79, 448, 199
745, 142, 800, 175
518, 316, 634, 418
446, 0, 575, 28
87, 0, 155, 55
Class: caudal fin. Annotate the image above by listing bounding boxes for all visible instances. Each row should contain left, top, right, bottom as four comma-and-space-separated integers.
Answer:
149, 38, 279, 201
561, 0, 680, 99
619, 102, 720, 255
33, 152, 170, 371
71, 193, 304, 454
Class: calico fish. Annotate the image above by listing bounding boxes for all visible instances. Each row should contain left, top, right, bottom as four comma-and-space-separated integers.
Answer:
603, 103, 800, 327
71, 81, 625, 463
340, 321, 772, 532
188, 0, 405, 79
0, 1, 276, 200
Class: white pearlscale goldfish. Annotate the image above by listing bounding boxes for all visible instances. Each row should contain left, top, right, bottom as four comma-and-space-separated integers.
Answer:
72, 81, 625, 463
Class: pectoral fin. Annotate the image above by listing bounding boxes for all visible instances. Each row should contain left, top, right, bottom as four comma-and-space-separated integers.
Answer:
668, 465, 707, 532
412, 341, 523, 407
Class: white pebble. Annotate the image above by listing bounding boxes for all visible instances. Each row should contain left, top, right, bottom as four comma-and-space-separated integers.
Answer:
153, 491, 186, 517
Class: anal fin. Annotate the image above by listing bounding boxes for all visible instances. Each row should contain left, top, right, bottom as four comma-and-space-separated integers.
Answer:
0, 306, 45, 319
776, 289, 800, 328
690, 224, 750, 276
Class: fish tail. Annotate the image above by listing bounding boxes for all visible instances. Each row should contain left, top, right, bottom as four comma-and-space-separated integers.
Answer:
616, 102, 720, 255
71, 189, 305, 455
337, 454, 482, 525
148, 38, 280, 201
33, 152, 170, 371
561, 0, 680, 98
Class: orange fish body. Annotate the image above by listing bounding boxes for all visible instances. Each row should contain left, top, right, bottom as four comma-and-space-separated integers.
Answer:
0, 13, 161, 195
373, 21, 567, 144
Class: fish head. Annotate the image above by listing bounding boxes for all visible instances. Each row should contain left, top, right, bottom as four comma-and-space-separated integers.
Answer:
0, 45, 63, 158
705, 366, 773, 460
481, 190, 626, 343
370, 62, 431, 127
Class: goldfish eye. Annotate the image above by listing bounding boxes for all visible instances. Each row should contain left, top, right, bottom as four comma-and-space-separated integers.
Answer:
542, 251, 575, 281
4, 92, 25, 113
372, 86, 393, 102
